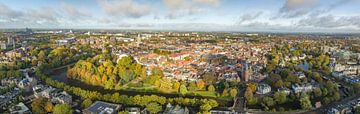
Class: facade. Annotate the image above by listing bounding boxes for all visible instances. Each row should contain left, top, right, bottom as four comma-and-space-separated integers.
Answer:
163, 103, 189, 114
256, 83, 271, 94
292, 84, 314, 93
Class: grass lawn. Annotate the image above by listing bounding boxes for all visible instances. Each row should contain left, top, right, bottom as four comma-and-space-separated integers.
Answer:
191, 91, 218, 98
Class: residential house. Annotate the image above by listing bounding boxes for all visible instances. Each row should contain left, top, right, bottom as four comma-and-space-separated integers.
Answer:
256, 83, 271, 94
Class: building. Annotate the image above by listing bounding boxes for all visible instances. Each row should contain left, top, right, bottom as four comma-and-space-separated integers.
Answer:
124, 107, 141, 114
256, 83, 271, 94
10, 102, 31, 114
242, 63, 252, 82
83, 101, 121, 114
0, 41, 7, 50
292, 83, 314, 93
277, 87, 291, 95
51, 91, 72, 104
163, 103, 189, 114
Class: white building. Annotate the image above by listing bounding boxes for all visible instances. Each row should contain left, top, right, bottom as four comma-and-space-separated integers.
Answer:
292, 84, 314, 93
256, 83, 271, 94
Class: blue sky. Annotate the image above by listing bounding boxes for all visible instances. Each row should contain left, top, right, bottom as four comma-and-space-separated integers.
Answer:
0, 0, 360, 32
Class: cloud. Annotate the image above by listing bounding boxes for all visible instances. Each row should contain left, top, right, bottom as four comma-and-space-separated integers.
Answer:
298, 15, 360, 28
0, 3, 24, 20
25, 7, 60, 25
61, 4, 91, 19
162, 0, 221, 19
237, 12, 263, 24
279, 0, 319, 18
98, 0, 151, 18
193, 0, 220, 6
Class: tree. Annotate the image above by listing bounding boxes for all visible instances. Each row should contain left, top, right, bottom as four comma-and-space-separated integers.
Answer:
200, 103, 212, 112
262, 97, 275, 107
230, 88, 238, 98
207, 85, 215, 92
355, 106, 360, 114
146, 102, 162, 114
274, 80, 284, 88
222, 89, 229, 97
247, 83, 257, 93
273, 92, 287, 104
38, 50, 46, 62
44, 102, 54, 113
299, 95, 312, 110
196, 79, 205, 90
203, 72, 216, 85
314, 88, 322, 98
53, 104, 73, 114
173, 81, 181, 90
353, 83, 360, 94
82, 98, 93, 108
245, 88, 257, 105
31, 97, 47, 114
180, 84, 188, 95
188, 81, 197, 91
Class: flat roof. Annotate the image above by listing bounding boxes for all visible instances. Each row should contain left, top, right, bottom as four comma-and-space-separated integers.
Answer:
84, 101, 121, 114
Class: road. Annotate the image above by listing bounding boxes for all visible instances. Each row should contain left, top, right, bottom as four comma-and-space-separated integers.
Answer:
234, 88, 246, 113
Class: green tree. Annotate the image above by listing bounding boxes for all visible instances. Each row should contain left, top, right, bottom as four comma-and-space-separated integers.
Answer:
299, 95, 312, 110
200, 103, 212, 112
273, 92, 287, 104
180, 84, 188, 95
53, 104, 73, 114
82, 98, 93, 108
146, 102, 162, 114
262, 97, 275, 107
353, 83, 360, 94
355, 106, 360, 114
314, 88, 322, 98
207, 85, 215, 92
188, 81, 197, 91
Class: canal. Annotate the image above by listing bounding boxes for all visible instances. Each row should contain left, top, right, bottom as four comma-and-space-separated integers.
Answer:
48, 66, 233, 107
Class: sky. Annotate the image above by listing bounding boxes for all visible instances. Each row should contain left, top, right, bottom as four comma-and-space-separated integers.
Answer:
0, 0, 360, 32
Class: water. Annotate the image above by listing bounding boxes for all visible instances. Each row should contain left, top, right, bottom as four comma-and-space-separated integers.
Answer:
48, 67, 232, 107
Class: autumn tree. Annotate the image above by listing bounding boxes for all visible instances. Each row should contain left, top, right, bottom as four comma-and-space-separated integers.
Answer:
230, 88, 238, 98
196, 79, 205, 90
31, 97, 47, 114
44, 101, 54, 113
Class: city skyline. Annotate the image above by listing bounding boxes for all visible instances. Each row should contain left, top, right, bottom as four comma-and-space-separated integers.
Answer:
1, 0, 360, 32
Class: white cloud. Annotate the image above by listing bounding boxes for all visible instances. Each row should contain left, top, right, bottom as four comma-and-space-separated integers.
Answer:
61, 4, 91, 19
162, 0, 221, 19
193, 0, 220, 6
98, 0, 151, 18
